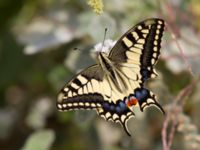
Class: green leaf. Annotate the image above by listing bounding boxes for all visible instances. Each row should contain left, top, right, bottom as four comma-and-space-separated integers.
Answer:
21, 129, 55, 150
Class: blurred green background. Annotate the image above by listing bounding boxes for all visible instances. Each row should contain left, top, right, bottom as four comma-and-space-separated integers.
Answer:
1, 0, 200, 150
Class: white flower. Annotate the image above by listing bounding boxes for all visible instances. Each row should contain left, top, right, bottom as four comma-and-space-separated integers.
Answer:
93, 39, 116, 54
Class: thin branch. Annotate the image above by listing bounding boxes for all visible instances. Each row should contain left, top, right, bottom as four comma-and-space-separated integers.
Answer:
165, 23, 194, 76
168, 112, 178, 148
162, 114, 170, 150
162, 77, 200, 150
161, 0, 195, 76
161, 52, 200, 60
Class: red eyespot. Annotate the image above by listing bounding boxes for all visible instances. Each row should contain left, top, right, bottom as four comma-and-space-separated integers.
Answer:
126, 97, 138, 107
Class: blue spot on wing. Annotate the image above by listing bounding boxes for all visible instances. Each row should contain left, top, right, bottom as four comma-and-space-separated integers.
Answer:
116, 107, 121, 114
110, 105, 115, 112
101, 100, 129, 115
141, 69, 150, 80
133, 88, 165, 114
141, 88, 148, 96
135, 88, 149, 102
119, 102, 127, 111
102, 102, 110, 111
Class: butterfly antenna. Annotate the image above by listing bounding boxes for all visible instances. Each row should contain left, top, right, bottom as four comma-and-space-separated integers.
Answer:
101, 28, 108, 52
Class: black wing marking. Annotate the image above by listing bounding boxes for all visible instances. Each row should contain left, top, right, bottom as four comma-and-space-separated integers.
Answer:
134, 88, 165, 114
109, 18, 165, 85
108, 18, 165, 117
97, 99, 135, 136
57, 65, 135, 136
57, 65, 105, 111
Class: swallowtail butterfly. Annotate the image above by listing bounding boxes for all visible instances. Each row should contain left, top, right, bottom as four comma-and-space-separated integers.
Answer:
57, 18, 165, 136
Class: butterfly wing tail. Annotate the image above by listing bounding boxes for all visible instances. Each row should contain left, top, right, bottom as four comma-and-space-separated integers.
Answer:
135, 88, 165, 114
96, 107, 135, 136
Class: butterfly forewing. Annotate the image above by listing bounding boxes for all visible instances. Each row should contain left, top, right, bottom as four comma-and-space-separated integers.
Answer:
109, 18, 165, 84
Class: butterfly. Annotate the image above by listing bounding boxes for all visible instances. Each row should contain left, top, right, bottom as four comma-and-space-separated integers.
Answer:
57, 18, 165, 136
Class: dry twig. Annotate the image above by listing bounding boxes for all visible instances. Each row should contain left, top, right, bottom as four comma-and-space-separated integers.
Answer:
161, 0, 195, 76
162, 77, 200, 150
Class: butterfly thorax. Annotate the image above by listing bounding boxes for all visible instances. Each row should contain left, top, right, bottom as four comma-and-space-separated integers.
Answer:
98, 52, 114, 74
98, 52, 128, 93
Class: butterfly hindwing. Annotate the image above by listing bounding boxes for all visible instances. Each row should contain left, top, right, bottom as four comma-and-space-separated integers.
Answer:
97, 102, 134, 136
134, 88, 165, 114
